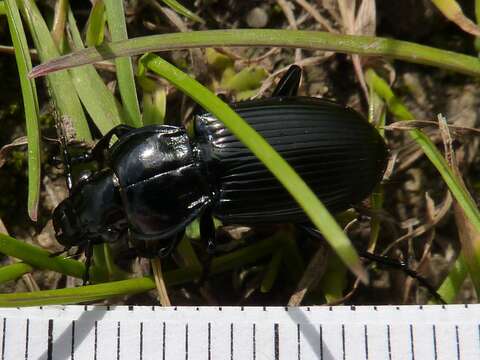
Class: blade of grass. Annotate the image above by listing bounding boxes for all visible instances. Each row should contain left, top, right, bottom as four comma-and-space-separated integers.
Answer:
104, 0, 142, 127
0, 277, 157, 306
319, 251, 348, 303
160, 0, 204, 23
19, 0, 91, 141
476, 0, 480, 53
366, 68, 480, 297
280, 230, 305, 282
142, 87, 166, 125
0, 233, 88, 279
0, 263, 33, 284
50, 0, 68, 47
176, 236, 202, 275
86, 0, 106, 47
260, 249, 283, 293
29, 29, 480, 79
367, 87, 386, 252
477, 0, 480, 25
431, 0, 480, 36
0, 233, 281, 306
66, 8, 122, 134
433, 255, 469, 303
102, 243, 127, 280
0, 2, 5, 14
5, 0, 41, 221
141, 53, 367, 282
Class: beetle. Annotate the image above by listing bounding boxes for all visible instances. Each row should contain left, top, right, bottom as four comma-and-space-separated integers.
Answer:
52, 65, 388, 285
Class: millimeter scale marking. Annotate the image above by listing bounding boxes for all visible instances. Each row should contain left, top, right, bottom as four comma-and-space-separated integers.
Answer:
0, 305, 478, 360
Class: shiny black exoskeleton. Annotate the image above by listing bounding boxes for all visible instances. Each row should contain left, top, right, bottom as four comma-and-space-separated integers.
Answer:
52, 66, 388, 282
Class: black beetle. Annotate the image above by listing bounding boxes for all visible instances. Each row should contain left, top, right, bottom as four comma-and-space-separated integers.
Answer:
52, 65, 388, 283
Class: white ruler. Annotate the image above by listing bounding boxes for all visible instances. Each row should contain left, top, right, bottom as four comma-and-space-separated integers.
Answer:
0, 305, 478, 360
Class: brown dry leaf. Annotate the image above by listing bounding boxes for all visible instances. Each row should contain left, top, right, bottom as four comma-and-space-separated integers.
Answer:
385, 120, 480, 136
0, 218, 8, 235
147, 0, 207, 77
403, 193, 437, 302
295, 0, 337, 33
355, 0, 376, 35
0, 136, 28, 168
431, 0, 480, 37
382, 191, 452, 255
276, 0, 302, 62
337, 0, 376, 99
337, 0, 356, 33
318, 0, 342, 25
288, 242, 329, 306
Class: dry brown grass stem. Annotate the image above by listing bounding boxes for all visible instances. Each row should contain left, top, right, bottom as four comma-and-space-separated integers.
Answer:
151, 258, 171, 306
295, 0, 337, 33
276, 0, 302, 62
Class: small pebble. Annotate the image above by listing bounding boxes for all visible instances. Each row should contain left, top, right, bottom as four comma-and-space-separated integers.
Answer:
246, 7, 268, 28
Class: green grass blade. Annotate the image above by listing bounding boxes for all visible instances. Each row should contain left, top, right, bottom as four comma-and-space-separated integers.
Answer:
104, 0, 142, 127
0, 1, 6, 14
29, 29, 480, 78
366, 68, 480, 297
0, 233, 85, 279
86, 0, 106, 47
160, 0, 204, 23
141, 53, 367, 282
176, 236, 202, 273
0, 263, 33, 284
5, 0, 41, 221
19, 0, 91, 141
320, 251, 348, 303
0, 278, 157, 306
434, 255, 469, 303
366, 87, 386, 252
142, 87, 166, 125
66, 8, 122, 134
0, 234, 280, 306
431, 0, 480, 36
260, 249, 283, 293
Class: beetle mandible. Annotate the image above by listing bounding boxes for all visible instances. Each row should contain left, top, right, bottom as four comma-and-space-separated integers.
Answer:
52, 65, 388, 283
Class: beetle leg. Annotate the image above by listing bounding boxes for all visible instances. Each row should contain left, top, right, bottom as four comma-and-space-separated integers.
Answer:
199, 208, 216, 284
298, 225, 445, 303
49, 247, 70, 258
201, 208, 216, 254
83, 240, 93, 286
87, 124, 134, 164
272, 65, 302, 97
67, 124, 134, 166
157, 230, 185, 258
130, 230, 186, 259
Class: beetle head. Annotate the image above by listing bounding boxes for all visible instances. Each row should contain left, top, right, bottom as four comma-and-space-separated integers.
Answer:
52, 199, 84, 247
52, 169, 126, 248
